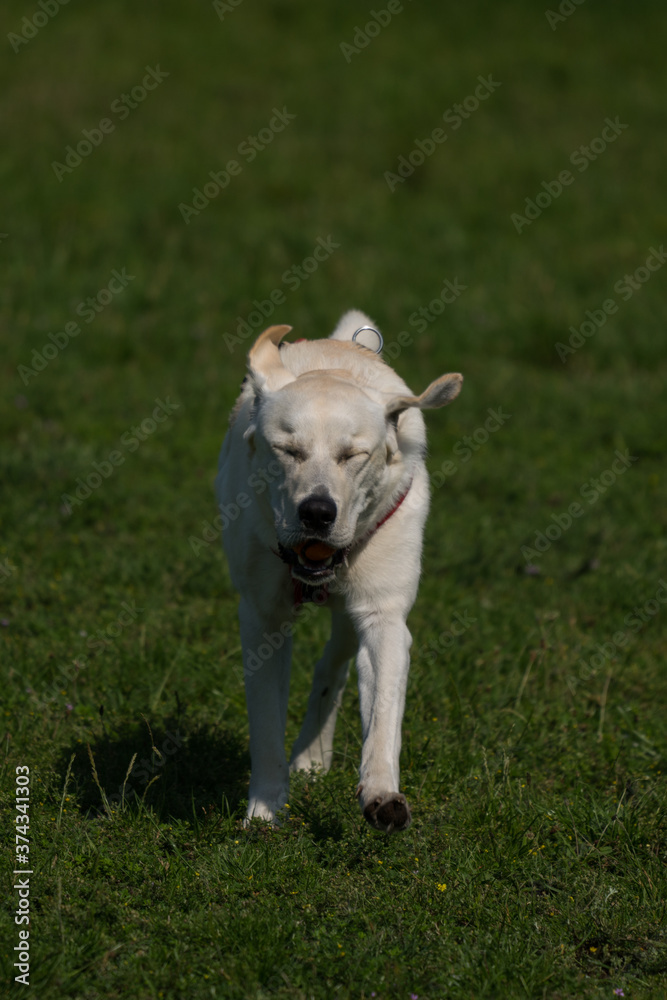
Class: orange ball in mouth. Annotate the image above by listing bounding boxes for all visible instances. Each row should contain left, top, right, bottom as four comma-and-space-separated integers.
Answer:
295, 540, 337, 563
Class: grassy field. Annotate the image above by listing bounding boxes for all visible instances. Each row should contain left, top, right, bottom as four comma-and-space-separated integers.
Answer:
1, 0, 667, 997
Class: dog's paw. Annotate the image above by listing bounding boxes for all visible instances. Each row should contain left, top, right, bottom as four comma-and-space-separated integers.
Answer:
289, 752, 327, 775
359, 790, 411, 833
245, 791, 289, 827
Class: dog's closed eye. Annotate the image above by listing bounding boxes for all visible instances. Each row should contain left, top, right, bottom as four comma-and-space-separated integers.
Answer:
337, 450, 369, 464
274, 444, 307, 462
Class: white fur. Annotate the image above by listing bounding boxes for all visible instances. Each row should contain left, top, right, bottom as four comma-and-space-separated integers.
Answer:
215, 311, 462, 831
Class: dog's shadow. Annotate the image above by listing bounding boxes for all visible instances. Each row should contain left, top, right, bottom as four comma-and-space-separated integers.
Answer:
61, 717, 250, 823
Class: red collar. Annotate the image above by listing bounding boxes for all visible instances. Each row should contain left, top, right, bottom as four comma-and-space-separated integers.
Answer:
366, 477, 413, 538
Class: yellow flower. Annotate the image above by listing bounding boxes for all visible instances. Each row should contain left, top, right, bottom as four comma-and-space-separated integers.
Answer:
436, 883, 447, 891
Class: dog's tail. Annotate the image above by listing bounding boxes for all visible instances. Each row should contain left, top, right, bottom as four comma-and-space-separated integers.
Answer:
329, 309, 379, 343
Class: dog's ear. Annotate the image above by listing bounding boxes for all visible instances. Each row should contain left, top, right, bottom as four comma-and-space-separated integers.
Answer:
247, 324, 295, 393
384, 373, 463, 421
244, 325, 295, 448
385, 423, 399, 464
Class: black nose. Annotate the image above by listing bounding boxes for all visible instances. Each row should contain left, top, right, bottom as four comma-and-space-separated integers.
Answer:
298, 493, 337, 532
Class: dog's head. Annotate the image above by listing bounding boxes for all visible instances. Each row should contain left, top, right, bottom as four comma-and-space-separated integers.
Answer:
244, 325, 462, 584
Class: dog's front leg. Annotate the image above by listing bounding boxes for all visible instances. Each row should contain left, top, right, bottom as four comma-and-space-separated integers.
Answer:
239, 598, 293, 824
354, 614, 412, 832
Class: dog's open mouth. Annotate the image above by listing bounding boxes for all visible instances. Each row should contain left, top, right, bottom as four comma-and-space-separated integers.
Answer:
278, 539, 346, 582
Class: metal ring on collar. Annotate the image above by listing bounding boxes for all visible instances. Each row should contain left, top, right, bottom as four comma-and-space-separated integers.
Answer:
352, 326, 384, 354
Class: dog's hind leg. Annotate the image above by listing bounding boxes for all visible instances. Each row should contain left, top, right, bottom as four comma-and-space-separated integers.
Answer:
289, 611, 358, 774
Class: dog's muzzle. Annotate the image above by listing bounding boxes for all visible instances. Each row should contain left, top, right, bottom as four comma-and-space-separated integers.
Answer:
277, 539, 346, 583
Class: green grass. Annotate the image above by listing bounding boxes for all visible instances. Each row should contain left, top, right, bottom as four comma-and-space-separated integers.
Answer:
1, 0, 667, 997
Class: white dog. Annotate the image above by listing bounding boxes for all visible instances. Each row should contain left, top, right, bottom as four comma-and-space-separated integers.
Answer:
216, 310, 462, 831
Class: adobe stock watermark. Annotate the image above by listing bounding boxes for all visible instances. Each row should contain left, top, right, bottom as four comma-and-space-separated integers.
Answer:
406, 278, 468, 332
8, 0, 70, 53
430, 408, 511, 491
213, 0, 244, 20
415, 610, 477, 665
237, 594, 330, 682
520, 449, 638, 563
511, 117, 628, 233
84, 601, 143, 652
263, 964, 302, 997
28, 654, 88, 711
384, 75, 501, 192
556, 246, 667, 362
1, 557, 17, 582
221, 235, 340, 353
51, 67, 169, 182
568, 579, 667, 693
17, 268, 135, 386
545, 0, 586, 31
61, 397, 181, 513
178, 107, 296, 224
189, 458, 284, 556
351, 277, 468, 390
32, 599, 143, 712
393, 406, 510, 522
340, 1, 412, 63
